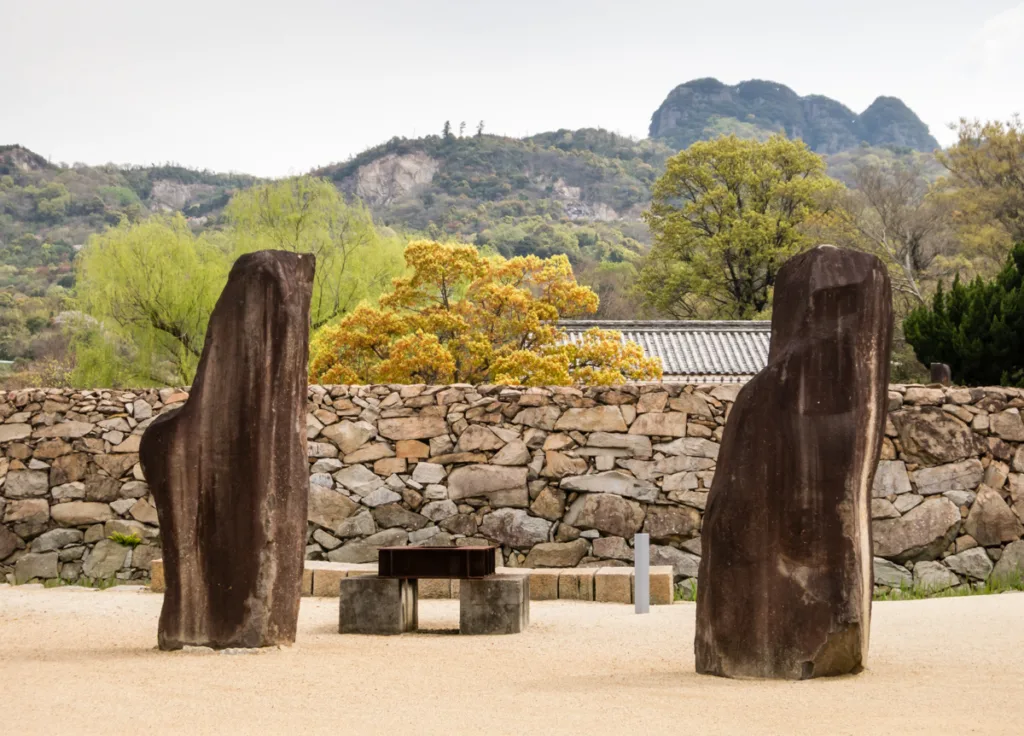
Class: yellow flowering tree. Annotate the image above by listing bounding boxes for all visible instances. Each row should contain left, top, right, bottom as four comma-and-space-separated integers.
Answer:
309, 240, 662, 386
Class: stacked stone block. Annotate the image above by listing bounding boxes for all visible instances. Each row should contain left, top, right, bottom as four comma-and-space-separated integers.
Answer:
2, 383, 1024, 593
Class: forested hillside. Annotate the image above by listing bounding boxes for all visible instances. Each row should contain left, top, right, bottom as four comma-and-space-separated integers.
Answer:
0, 77, 954, 381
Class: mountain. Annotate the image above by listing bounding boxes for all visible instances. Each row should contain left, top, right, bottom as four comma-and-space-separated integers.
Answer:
315, 129, 673, 262
649, 78, 939, 154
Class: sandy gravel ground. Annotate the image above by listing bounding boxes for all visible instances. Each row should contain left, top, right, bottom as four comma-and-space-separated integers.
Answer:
2, 585, 1023, 736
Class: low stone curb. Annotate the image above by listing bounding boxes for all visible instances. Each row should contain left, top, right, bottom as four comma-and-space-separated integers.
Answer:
150, 559, 674, 605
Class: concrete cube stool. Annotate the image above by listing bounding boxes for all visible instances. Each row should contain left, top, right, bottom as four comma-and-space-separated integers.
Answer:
460, 574, 530, 635
339, 576, 418, 635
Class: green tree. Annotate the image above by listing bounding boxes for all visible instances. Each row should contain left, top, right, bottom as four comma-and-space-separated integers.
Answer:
936, 117, 1024, 271
73, 214, 230, 385
903, 242, 1024, 386
225, 177, 405, 329
639, 135, 842, 319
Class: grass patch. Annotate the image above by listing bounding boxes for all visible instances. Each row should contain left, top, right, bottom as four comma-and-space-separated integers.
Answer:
40, 576, 124, 590
108, 532, 143, 547
874, 572, 1024, 601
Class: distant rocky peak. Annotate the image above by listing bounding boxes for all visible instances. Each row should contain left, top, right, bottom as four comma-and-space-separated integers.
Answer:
649, 78, 938, 154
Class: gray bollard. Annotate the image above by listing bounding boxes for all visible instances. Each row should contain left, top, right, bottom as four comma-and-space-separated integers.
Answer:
634, 533, 649, 614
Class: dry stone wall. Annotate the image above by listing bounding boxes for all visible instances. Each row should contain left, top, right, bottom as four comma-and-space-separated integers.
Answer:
3, 383, 1024, 594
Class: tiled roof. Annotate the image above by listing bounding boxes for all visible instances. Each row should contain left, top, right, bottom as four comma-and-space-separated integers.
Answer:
560, 320, 771, 383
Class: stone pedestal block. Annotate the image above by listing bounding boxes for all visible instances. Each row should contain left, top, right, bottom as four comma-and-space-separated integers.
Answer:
339, 577, 418, 635
632, 565, 674, 605
460, 574, 530, 634
595, 568, 633, 603
557, 568, 596, 600
150, 559, 165, 593
529, 569, 560, 600
696, 246, 892, 680
140, 251, 315, 650
310, 563, 348, 597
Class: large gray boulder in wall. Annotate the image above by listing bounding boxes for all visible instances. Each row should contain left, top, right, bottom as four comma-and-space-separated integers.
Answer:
696, 246, 892, 680
140, 251, 314, 651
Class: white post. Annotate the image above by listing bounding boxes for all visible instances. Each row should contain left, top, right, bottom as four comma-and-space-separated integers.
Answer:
634, 533, 649, 614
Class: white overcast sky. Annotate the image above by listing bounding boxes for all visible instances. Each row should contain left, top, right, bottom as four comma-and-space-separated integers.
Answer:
2, 0, 1022, 177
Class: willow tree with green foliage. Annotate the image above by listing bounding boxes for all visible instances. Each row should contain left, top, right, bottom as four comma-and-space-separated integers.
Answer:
226, 177, 405, 329
72, 176, 406, 387
73, 214, 230, 385
639, 135, 842, 319
903, 242, 1024, 387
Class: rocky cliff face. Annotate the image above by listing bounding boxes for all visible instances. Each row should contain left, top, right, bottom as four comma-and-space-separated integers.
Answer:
649, 78, 939, 154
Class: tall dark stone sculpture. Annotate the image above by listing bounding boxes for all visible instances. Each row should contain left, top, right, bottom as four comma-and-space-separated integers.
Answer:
695, 245, 892, 679
140, 251, 314, 650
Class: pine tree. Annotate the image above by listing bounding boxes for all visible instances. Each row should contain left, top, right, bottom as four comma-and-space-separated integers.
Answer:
904, 243, 1024, 386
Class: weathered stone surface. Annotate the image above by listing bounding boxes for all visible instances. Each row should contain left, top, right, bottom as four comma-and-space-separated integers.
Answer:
51, 501, 113, 526
334, 509, 376, 539
4, 498, 49, 537
4, 470, 49, 498
554, 406, 627, 433
963, 486, 1023, 546
478, 508, 551, 548
333, 465, 384, 496
653, 437, 720, 459
139, 251, 313, 650
447, 465, 528, 501
0, 524, 19, 559
82, 538, 128, 579
644, 505, 701, 542
371, 503, 428, 531
48, 453, 88, 485
34, 421, 94, 439
944, 547, 993, 580
991, 539, 1024, 583
540, 451, 588, 479
0, 423, 32, 442
564, 493, 644, 538
327, 528, 407, 563
343, 443, 393, 464
129, 499, 159, 525
913, 561, 959, 592
421, 500, 458, 522
411, 462, 446, 485
529, 486, 565, 521
592, 535, 634, 561
891, 408, 979, 465
321, 420, 376, 455
871, 498, 900, 520
697, 246, 891, 680
361, 488, 402, 507
524, 539, 588, 567
559, 471, 657, 502
455, 425, 506, 452
491, 440, 530, 466
15, 551, 58, 582
308, 486, 358, 529
585, 432, 652, 458
31, 528, 83, 553
872, 557, 912, 588
628, 411, 687, 437
873, 498, 961, 562
377, 416, 447, 441
84, 474, 121, 502
990, 409, 1024, 442
512, 405, 561, 430
911, 459, 984, 496
872, 460, 912, 497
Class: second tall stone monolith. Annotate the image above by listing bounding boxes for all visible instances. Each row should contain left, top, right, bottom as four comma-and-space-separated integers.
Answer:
140, 250, 314, 650
695, 245, 892, 679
